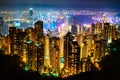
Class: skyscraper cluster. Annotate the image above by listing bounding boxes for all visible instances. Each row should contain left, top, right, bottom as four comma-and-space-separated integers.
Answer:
0, 15, 120, 77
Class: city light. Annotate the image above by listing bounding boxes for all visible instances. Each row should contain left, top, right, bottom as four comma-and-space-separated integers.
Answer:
0, 8, 120, 78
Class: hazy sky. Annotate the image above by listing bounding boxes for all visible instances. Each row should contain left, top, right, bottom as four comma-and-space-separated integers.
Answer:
0, 0, 120, 9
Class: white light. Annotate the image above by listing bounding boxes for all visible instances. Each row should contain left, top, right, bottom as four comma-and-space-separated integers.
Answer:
61, 24, 65, 27
103, 14, 106, 17
29, 8, 33, 10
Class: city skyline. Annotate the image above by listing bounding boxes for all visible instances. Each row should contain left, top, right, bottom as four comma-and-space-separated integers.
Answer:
0, 18, 120, 77
0, 0, 120, 79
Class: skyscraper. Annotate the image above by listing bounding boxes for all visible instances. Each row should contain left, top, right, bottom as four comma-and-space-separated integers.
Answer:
71, 17, 77, 35
64, 32, 74, 74
71, 41, 80, 74
0, 17, 4, 34
9, 27, 16, 55
35, 42, 44, 72
34, 21, 44, 72
29, 8, 33, 17
29, 8, 34, 27
34, 21, 43, 42
26, 40, 36, 70
50, 37, 60, 72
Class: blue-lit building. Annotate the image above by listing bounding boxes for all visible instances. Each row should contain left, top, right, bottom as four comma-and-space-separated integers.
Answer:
29, 8, 34, 27
29, 8, 33, 17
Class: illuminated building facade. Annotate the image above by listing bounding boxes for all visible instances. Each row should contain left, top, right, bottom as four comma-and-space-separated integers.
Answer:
50, 37, 60, 73
95, 39, 105, 60
34, 21, 44, 72
116, 25, 120, 38
64, 32, 72, 69
9, 27, 16, 55
70, 41, 80, 74
44, 35, 50, 68
25, 20, 45, 72
35, 42, 44, 72
59, 38, 64, 71
64, 32, 76, 75
9, 27, 27, 61
0, 34, 3, 48
102, 23, 113, 55
26, 40, 36, 71
25, 27, 35, 41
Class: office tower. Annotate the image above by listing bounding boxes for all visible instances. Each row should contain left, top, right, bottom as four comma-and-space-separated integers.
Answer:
0, 17, 4, 34
91, 23, 95, 35
29, 8, 33, 17
29, 8, 34, 27
104, 23, 110, 41
71, 17, 77, 35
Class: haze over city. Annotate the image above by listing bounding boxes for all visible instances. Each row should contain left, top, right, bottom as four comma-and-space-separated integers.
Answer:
0, 0, 120, 10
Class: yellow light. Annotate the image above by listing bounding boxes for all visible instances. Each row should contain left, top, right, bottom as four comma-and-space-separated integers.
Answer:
108, 37, 112, 43
80, 43, 84, 47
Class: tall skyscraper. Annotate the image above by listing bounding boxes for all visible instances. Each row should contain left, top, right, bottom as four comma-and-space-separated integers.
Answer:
91, 23, 95, 34
29, 8, 34, 27
64, 32, 74, 74
71, 17, 77, 35
29, 8, 33, 17
0, 17, 4, 34
104, 23, 110, 41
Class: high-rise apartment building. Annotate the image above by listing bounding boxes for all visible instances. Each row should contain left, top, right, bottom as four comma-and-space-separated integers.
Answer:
34, 21, 43, 42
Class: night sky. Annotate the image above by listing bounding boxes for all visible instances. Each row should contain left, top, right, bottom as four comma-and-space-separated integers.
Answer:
0, 0, 120, 10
